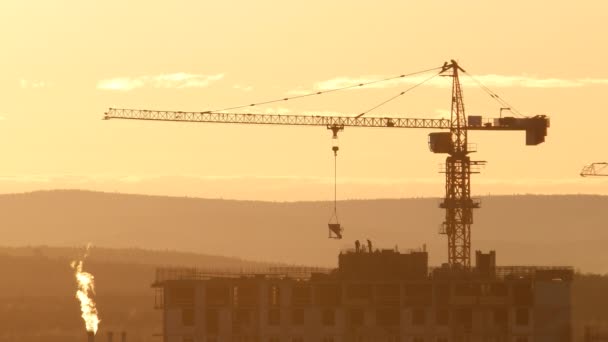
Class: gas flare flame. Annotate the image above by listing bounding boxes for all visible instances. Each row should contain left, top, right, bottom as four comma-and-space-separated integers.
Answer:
71, 245, 100, 334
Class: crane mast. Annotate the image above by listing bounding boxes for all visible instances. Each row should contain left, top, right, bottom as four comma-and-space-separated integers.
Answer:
439, 61, 479, 268
104, 60, 550, 268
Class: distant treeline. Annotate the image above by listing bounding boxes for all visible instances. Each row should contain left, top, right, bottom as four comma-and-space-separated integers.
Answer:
2, 190, 608, 272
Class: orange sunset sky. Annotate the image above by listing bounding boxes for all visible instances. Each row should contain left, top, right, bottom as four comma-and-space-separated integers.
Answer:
1, 1, 607, 201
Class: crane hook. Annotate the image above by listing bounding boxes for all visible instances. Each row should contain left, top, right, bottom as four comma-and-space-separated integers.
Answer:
328, 124, 343, 156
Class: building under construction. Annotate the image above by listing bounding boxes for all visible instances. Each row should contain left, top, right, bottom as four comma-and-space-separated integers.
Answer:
153, 245, 572, 342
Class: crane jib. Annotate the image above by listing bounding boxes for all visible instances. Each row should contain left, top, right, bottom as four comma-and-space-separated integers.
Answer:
105, 109, 549, 143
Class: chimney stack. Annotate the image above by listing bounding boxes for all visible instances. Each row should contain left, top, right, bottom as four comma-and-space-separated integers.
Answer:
87, 331, 95, 342
107, 331, 114, 342
121, 331, 126, 342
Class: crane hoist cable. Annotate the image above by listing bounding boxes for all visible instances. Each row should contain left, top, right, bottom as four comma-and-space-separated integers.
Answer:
326, 71, 441, 239
328, 125, 343, 239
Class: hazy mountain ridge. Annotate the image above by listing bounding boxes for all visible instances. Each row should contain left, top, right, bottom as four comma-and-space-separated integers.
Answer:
1, 190, 606, 272
0, 246, 279, 298
0, 245, 273, 268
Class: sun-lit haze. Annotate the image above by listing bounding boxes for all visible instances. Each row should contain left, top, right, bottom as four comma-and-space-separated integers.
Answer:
4, 4, 608, 341
1, 1, 608, 200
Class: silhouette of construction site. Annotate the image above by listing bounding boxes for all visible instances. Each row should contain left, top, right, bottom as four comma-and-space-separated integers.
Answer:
584, 325, 608, 342
153, 243, 572, 342
103, 60, 576, 341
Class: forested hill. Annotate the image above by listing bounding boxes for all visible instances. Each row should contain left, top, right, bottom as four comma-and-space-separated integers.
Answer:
1, 190, 606, 272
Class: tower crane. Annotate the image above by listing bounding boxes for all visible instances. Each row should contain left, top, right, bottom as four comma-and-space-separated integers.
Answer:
581, 162, 608, 177
104, 60, 550, 268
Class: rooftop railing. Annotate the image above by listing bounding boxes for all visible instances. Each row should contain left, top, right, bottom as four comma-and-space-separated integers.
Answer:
154, 264, 573, 284
154, 266, 332, 284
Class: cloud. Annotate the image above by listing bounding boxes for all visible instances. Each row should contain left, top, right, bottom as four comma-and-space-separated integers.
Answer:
300, 110, 348, 117
578, 78, 608, 85
233, 84, 253, 92
19, 79, 48, 89
434, 109, 450, 118
118, 176, 143, 183
290, 74, 608, 94
0, 174, 595, 188
223, 107, 349, 117
0, 175, 53, 183
470, 74, 587, 88
228, 107, 292, 115
97, 73, 224, 91
0, 174, 606, 201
